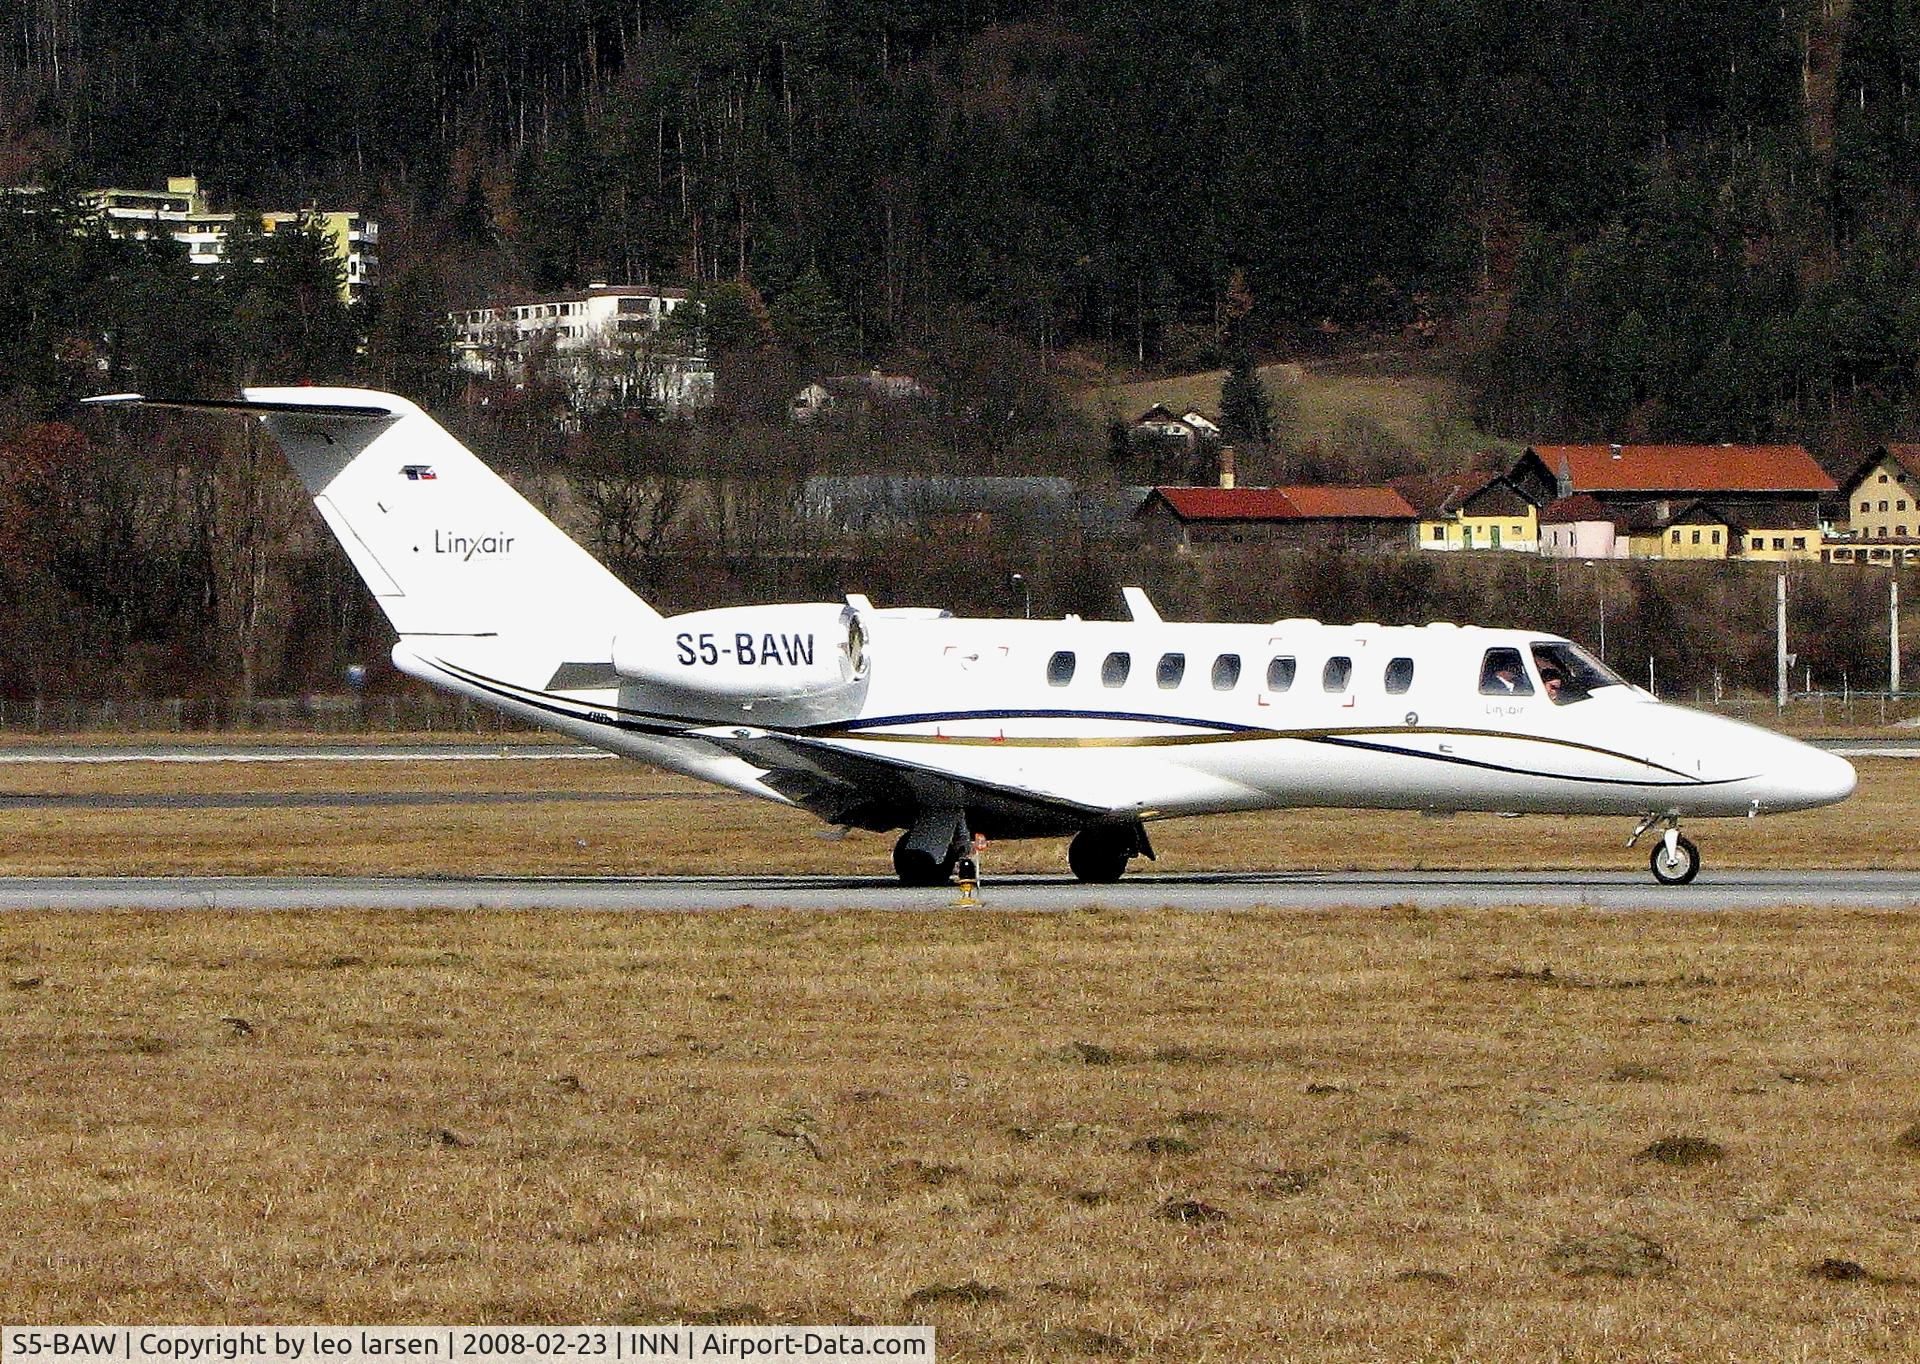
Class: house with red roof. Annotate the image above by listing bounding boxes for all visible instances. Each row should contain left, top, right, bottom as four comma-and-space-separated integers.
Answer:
1502, 443, 1836, 562
1137, 484, 1418, 553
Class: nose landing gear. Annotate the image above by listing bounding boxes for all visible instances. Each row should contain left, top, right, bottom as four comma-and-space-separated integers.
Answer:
1629, 813, 1700, 886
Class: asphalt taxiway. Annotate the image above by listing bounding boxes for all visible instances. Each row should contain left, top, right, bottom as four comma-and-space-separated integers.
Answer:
0, 870, 1914, 912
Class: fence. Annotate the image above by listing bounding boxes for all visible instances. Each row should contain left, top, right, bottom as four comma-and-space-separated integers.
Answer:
1692, 692, 1920, 729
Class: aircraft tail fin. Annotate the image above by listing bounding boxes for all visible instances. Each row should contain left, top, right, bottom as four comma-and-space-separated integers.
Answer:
85, 387, 656, 644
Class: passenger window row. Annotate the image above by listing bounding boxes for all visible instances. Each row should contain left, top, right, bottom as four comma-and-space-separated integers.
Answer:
1046, 650, 1415, 694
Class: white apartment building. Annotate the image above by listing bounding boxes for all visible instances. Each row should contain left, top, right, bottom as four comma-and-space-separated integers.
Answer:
450, 283, 714, 414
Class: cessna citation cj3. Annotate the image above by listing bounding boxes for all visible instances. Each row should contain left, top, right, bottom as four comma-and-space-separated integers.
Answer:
86, 388, 1857, 887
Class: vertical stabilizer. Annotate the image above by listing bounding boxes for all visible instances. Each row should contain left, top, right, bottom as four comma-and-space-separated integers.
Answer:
88, 387, 656, 645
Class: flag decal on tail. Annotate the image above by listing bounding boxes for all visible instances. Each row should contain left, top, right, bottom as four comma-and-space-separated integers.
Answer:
401, 464, 437, 480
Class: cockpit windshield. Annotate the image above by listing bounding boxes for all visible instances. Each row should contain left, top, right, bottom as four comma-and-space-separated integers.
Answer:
1530, 640, 1626, 704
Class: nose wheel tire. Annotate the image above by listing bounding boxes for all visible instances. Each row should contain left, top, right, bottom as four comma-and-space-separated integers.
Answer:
1649, 834, 1701, 886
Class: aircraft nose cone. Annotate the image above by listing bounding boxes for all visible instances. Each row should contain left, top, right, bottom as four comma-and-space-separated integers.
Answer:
1772, 743, 1856, 810
1806, 747, 1858, 805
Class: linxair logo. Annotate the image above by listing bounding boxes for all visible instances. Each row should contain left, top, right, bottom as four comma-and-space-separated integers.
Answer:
401, 464, 437, 481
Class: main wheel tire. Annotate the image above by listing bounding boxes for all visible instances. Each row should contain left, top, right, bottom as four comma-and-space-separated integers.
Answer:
1649, 834, 1701, 886
893, 835, 955, 887
1068, 828, 1132, 884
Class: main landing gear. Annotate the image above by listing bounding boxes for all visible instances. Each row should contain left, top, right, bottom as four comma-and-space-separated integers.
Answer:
892, 833, 957, 887
1629, 813, 1701, 886
1067, 823, 1155, 884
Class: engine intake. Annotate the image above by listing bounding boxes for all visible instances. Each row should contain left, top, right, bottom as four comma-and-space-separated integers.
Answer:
613, 602, 869, 719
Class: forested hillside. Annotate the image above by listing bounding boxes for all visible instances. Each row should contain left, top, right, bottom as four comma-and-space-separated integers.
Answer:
1, 1, 1919, 706
4, 0, 1920, 447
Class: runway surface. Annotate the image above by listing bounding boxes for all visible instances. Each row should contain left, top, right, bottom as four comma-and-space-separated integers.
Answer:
1, 869, 1915, 911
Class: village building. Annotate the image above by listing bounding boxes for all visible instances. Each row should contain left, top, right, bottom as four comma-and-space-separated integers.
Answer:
1137, 485, 1418, 553
1830, 445, 1920, 564
1415, 476, 1539, 552
1500, 443, 1835, 562
1537, 493, 1628, 558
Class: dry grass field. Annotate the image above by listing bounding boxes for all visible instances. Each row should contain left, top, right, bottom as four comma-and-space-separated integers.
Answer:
0, 752, 1909, 878
1, 747, 1916, 1356
3, 907, 1918, 1360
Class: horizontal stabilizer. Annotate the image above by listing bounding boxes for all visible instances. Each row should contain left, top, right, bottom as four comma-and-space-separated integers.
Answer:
82, 393, 398, 422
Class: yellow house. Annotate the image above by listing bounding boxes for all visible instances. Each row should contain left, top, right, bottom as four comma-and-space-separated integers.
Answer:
1830, 445, 1920, 563
1623, 499, 1822, 561
1655, 503, 1732, 560
1419, 478, 1539, 552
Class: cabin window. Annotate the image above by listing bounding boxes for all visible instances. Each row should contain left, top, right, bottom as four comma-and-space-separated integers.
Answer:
1882, 501, 1890, 511
1102, 652, 1131, 687
1670, 529, 1681, 542
1432, 525, 1444, 540
1384, 657, 1415, 694
1901, 500, 1910, 511
1322, 656, 1352, 692
1750, 535, 1762, 549
1479, 647, 1533, 696
1711, 529, 1721, 544
1773, 537, 1786, 550
1266, 656, 1297, 692
1880, 473, 1890, 482
1795, 535, 1809, 548
1862, 501, 1871, 512
1156, 653, 1186, 689
1212, 654, 1242, 690
1691, 530, 1701, 545
1046, 651, 1076, 686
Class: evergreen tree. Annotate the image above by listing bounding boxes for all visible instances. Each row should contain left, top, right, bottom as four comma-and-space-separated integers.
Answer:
1219, 351, 1274, 447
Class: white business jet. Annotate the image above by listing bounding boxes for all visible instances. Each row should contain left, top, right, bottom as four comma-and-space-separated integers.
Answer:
86, 388, 1856, 886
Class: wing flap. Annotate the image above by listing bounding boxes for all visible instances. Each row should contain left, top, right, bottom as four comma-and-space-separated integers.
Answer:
690, 726, 1113, 835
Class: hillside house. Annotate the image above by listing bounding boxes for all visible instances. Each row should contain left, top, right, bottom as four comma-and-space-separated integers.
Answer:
790, 371, 932, 422
450, 282, 711, 414
10, 173, 379, 303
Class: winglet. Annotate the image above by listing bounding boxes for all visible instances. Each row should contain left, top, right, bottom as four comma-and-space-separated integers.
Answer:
1121, 586, 1161, 624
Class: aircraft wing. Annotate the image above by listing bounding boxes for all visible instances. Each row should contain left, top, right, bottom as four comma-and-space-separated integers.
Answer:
688, 726, 1116, 837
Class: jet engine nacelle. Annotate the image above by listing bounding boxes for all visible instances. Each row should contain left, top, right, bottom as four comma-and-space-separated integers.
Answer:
613, 602, 869, 717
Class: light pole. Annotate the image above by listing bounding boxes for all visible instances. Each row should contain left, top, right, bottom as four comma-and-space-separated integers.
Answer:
1010, 572, 1031, 620
1584, 560, 1606, 661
